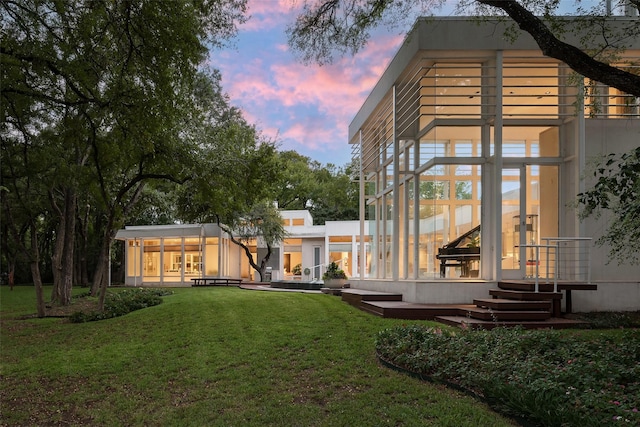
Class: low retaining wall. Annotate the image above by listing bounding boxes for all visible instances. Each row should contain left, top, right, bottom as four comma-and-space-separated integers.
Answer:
571, 281, 640, 312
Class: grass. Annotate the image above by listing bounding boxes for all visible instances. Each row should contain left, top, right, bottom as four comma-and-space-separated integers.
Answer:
0, 286, 517, 426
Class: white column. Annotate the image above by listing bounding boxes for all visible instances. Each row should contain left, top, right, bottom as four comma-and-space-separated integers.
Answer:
392, 84, 400, 280
493, 50, 504, 281
359, 130, 366, 283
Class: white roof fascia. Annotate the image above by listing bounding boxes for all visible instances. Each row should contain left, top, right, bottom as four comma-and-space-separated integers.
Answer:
115, 223, 222, 240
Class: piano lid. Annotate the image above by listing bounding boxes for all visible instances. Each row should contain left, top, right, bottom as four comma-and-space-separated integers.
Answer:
441, 225, 480, 250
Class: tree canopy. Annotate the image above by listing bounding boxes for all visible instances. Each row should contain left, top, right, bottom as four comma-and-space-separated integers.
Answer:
577, 147, 640, 265
1, 0, 248, 311
273, 151, 359, 224
288, 0, 640, 97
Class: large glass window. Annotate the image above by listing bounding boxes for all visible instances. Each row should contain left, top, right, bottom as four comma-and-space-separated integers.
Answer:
127, 240, 141, 277
416, 157, 481, 279
284, 238, 302, 278
384, 192, 393, 279
163, 238, 183, 281
502, 63, 560, 118
418, 63, 482, 128
366, 200, 378, 278
143, 239, 160, 279
183, 238, 201, 276
205, 237, 219, 276
329, 236, 353, 277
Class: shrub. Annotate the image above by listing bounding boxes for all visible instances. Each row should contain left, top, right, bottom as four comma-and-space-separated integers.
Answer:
322, 261, 347, 280
376, 325, 640, 426
70, 288, 171, 323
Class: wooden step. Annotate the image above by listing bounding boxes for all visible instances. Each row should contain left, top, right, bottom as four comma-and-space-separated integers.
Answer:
499, 281, 598, 292
340, 289, 403, 307
361, 301, 471, 320
435, 315, 589, 330
461, 306, 551, 321
489, 289, 562, 300
474, 298, 551, 311
489, 289, 562, 316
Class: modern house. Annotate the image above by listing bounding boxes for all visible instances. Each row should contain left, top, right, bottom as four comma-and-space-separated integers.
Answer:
115, 210, 366, 286
347, 17, 640, 312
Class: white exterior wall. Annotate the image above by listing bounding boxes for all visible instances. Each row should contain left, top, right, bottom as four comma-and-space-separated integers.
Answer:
582, 119, 640, 282
301, 237, 325, 280
116, 211, 367, 286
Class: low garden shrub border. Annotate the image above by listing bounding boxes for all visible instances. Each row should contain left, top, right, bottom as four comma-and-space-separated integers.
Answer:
376, 354, 540, 427
375, 325, 640, 427
70, 288, 172, 323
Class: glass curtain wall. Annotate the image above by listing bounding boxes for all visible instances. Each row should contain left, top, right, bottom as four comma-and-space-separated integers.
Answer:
358, 55, 577, 280
417, 132, 482, 278
361, 91, 393, 279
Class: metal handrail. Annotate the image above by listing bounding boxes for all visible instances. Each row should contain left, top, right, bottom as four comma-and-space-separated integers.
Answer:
517, 237, 592, 293
541, 237, 592, 285
516, 244, 557, 293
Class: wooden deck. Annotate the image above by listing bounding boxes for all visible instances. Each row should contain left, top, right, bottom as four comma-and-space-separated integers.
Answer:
340, 289, 403, 308
339, 281, 596, 329
498, 280, 597, 314
360, 301, 471, 320
191, 277, 243, 286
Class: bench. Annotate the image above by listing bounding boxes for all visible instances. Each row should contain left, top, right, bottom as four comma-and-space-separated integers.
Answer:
191, 277, 243, 287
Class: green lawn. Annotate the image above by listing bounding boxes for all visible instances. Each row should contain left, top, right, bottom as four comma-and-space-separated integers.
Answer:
0, 286, 517, 426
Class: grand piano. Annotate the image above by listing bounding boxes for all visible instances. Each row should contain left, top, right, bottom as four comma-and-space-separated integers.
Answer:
436, 225, 480, 278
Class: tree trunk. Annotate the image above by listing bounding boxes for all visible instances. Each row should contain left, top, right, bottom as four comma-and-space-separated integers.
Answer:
216, 219, 276, 283
32, 260, 46, 318
256, 245, 273, 282
77, 204, 90, 287
29, 224, 46, 317
8, 262, 15, 291
50, 207, 65, 299
92, 218, 117, 311
50, 187, 76, 305
1, 200, 46, 316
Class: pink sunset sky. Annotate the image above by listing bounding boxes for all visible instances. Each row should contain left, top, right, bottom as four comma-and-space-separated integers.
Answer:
207, 0, 602, 167
207, 0, 416, 167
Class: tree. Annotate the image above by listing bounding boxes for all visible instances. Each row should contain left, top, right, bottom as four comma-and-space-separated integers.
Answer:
174, 85, 284, 281
2, 0, 248, 309
307, 162, 359, 223
273, 152, 359, 224
577, 147, 640, 265
287, 0, 640, 97
274, 151, 320, 210
216, 202, 287, 282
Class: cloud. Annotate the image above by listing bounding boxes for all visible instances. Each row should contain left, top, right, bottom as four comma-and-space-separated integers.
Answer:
240, 0, 300, 32
210, 8, 404, 164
